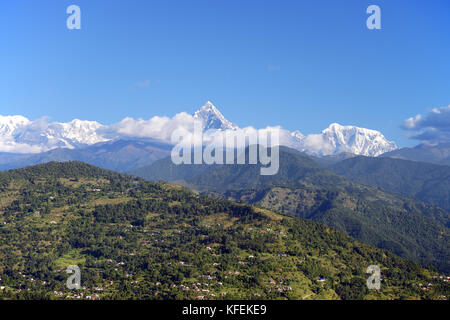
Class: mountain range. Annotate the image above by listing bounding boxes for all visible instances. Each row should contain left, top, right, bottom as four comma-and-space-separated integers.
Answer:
0, 139, 173, 172
0, 102, 399, 171
0, 115, 107, 153
2, 102, 449, 274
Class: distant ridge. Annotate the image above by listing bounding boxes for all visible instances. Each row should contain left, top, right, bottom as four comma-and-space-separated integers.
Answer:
381, 143, 450, 166
331, 155, 450, 213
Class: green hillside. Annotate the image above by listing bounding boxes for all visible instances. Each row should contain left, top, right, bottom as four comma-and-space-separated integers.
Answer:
0, 162, 448, 300
131, 147, 450, 272
331, 156, 450, 215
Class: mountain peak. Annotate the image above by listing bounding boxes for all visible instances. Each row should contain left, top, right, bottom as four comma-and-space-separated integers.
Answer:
193, 101, 238, 130
202, 101, 216, 109
0, 115, 31, 136
320, 123, 397, 157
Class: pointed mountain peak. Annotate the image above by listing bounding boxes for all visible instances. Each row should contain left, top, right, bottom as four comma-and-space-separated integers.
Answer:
193, 101, 238, 130
201, 101, 216, 109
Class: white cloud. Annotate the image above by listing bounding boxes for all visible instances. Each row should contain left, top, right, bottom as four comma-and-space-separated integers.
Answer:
0, 140, 46, 154
401, 105, 450, 144
101, 112, 197, 142
298, 134, 335, 156
0, 117, 52, 154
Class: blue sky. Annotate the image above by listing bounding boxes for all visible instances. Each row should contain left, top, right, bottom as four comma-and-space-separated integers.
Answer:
1, 0, 449, 147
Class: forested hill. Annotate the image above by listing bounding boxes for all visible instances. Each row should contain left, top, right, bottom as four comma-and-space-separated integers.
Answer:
0, 161, 130, 182
0, 161, 448, 300
330, 156, 450, 212
131, 147, 450, 273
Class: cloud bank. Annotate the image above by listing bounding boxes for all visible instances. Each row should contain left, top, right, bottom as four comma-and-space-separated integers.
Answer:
401, 105, 450, 145
101, 112, 296, 149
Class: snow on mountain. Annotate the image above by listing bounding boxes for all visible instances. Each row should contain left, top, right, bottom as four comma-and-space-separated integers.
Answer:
193, 101, 238, 130
0, 115, 38, 153
297, 123, 397, 157
191, 104, 396, 157
0, 103, 398, 157
0, 116, 110, 153
291, 130, 304, 140
53, 119, 108, 146
0, 115, 31, 136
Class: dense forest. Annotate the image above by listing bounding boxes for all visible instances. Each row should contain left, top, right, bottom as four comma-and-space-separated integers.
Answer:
131, 147, 450, 273
330, 156, 450, 213
0, 162, 448, 300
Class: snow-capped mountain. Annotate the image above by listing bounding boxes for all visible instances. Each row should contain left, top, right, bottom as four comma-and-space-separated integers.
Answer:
323, 123, 397, 156
193, 101, 238, 130
50, 119, 108, 146
191, 103, 395, 157
296, 123, 397, 157
0, 116, 109, 153
0, 115, 31, 136
0, 101, 397, 158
